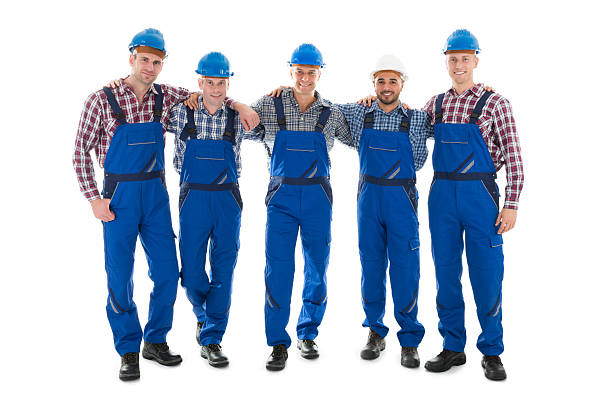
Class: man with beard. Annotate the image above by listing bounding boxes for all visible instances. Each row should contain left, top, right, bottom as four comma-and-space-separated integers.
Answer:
335, 55, 432, 368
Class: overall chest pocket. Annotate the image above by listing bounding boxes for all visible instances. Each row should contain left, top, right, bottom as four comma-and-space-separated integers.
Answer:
439, 132, 468, 145
195, 141, 225, 161
127, 132, 157, 146
285, 135, 315, 153
367, 134, 399, 152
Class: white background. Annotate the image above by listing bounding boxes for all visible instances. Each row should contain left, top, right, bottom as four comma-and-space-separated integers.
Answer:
1, 0, 609, 406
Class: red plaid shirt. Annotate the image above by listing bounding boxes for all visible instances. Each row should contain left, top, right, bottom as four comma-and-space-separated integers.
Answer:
423, 84, 524, 210
73, 79, 190, 201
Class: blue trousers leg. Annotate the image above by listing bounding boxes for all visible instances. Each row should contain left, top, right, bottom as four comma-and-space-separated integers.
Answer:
429, 180, 467, 352
200, 191, 241, 346
386, 187, 424, 348
264, 186, 299, 347
103, 197, 142, 356
460, 181, 504, 356
179, 191, 212, 323
357, 184, 389, 338
140, 181, 179, 344
296, 185, 332, 340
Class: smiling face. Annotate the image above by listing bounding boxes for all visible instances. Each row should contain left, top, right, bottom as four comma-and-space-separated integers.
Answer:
373, 70, 403, 107
129, 51, 164, 87
290, 64, 321, 96
198, 76, 229, 111
445, 52, 478, 88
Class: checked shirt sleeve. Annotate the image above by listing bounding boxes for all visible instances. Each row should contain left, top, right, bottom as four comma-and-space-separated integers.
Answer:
73, 93, 103, 201
331, 108, 353, 149
492, 98, 524, 210
169, 104, 189, 175
334, 103, 361, 150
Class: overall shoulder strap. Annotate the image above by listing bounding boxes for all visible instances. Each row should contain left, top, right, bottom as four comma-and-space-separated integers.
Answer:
399, 109, 413, 133
363, 111, 374, 129
273, 97, 287, 130
469, 90, 493, 124
102, 87, 127, 125
315, 106, 332, 133
434, 93, 445, 125
223, 107, 237, 145
152, 84, 164, 122
179, 107, 197, 141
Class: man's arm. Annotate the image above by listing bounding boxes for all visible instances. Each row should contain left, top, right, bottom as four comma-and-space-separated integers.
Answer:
333, 103, 363, 150
169, 104, 187, 174
331, 107, 353, 149
73, 93, 103, 201
73, 92, 115, 222
493, 98, 524, 207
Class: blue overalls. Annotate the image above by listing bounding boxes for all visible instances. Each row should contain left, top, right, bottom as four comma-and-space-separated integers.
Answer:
428, 91, 504, 356
264, 97, 333, 347
357, 110, 425, 348
101, 85, 179, 356
178, 107, 242, 346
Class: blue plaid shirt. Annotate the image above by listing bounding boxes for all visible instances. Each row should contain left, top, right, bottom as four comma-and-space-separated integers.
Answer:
168, 96, 259, 176
335, 101, 433, 171
249, 88, 352, 165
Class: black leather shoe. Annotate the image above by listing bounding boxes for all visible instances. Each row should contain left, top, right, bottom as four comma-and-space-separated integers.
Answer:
360, 330, 385, 360
401, 347, 420, 368
142, 342, 182, 366
119, 352, 140, 381
196, 321, 204, 346
482, 355, 507, 381
424, 349, 466, 372
297, 339, 319, 359
266, 345, 288, 371
201, 343, 229, 368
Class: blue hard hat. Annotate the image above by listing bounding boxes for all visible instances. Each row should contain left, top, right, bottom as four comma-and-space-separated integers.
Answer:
288, 43, 325, 67
129, 28, 166, 55
443, 29, 480, 54
195, 52, 233, 78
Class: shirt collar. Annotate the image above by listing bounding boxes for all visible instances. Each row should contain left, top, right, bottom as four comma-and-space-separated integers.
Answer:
198, 95, 226, 117
117, 77, 158, 97
282, 88, 331, 109
449, 83, 484, 98
366, 100, 409, 117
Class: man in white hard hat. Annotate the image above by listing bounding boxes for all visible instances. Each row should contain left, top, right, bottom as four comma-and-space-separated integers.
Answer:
336, 55, 433, 367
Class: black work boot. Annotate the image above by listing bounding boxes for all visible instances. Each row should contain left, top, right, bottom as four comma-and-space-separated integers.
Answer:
297, 339, 319, 359
400, 347, 420, 368
482, 355, 507, 381
196, 321, 204, 346
119, 352, 140, 381
424, 349, 466, 372
200, 343, 229, 368
360, 329, 386, 360
266, 345, 288, 371
142, 342, 183, 366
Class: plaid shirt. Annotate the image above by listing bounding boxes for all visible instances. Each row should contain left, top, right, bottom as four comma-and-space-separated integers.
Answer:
423, 84, 524, 210
73, 79, 190, 201
249, 88, 351, 166
335, 101, 433, 171
168, 96, 259, 176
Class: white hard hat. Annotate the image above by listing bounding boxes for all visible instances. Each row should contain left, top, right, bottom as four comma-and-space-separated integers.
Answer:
370, 54, 407, 81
